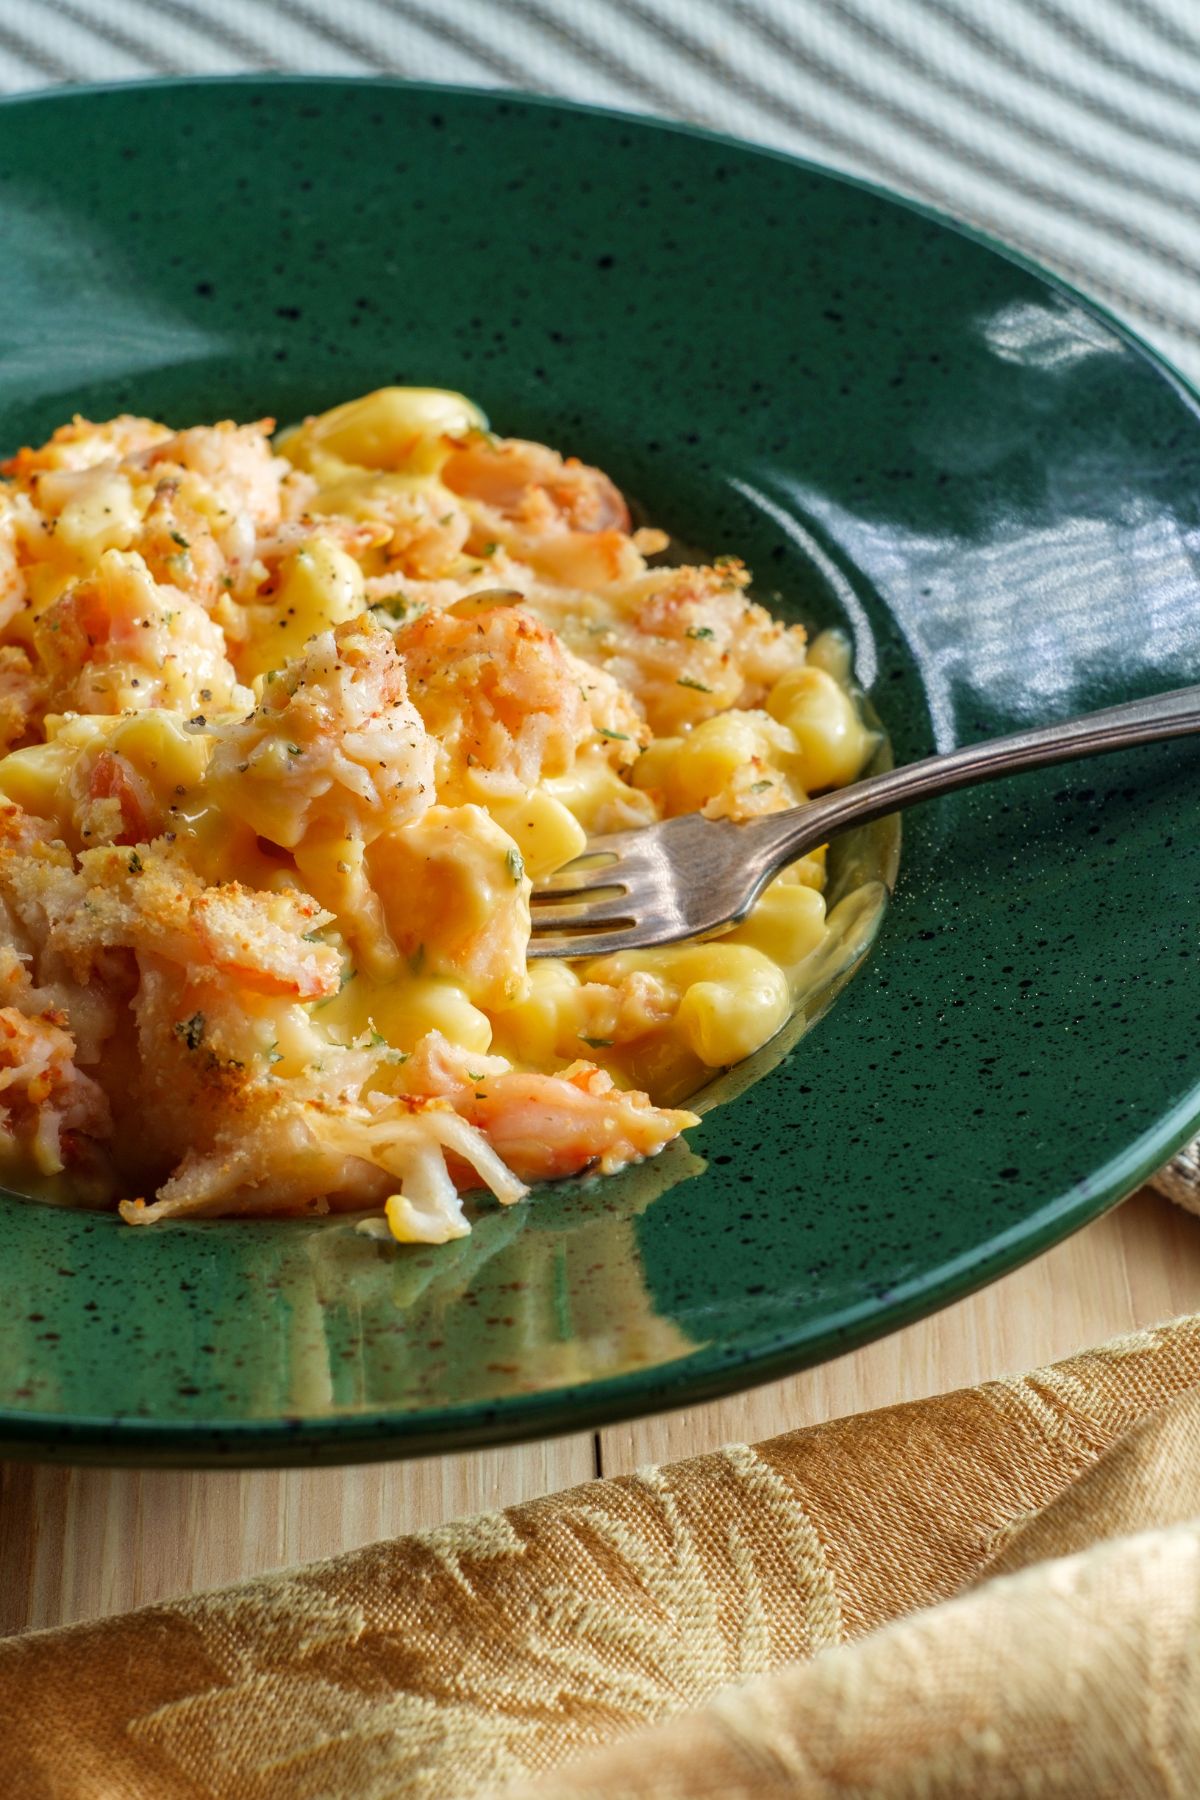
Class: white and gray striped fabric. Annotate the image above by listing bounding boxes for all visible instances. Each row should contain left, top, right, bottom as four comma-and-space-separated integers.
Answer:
4, 0, 1200, 1207
3, 0, 1200, 385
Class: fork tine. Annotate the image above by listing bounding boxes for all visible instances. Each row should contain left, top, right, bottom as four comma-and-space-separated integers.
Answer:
531, 860, 620, 897
529, 875, 626, 904
528, 923, 661, 959
527, 893, 637, 930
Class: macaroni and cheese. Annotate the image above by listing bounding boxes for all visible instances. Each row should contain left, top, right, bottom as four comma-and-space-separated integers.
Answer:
0, 390, 878, 1244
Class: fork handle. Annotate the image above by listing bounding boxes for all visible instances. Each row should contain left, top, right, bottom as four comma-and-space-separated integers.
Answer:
755, 681, 1200, 872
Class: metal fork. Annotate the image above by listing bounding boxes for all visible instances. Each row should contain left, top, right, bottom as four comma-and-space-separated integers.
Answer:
529, 682, 1200, 958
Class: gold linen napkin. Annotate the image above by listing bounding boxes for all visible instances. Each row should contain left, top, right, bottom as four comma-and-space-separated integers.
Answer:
2, 1313, 1200, 1797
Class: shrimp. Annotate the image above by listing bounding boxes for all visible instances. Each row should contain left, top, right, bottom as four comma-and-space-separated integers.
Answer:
442, 433, 630, 533
188, 885, 342, 1000
531, 561, 809, 736
134, 481, 231, 612
393, 600, 593, 801
33, 549, 251, 717
136, 420, 292, 535
441, 434, 645, 586
467, 1063, 695, 1180
400, 1031, 697, 1183
563, 647, 649, 766
76, 749, 161, 846
2, 831, 342, 1004
1, 414, 172, 479
318, 479, 470, 580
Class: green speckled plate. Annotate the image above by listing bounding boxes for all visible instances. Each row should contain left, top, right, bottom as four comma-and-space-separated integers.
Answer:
2, 78, 1199, 1466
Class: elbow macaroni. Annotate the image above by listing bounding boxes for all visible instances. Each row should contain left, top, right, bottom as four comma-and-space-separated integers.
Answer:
0, 388, 883, 1245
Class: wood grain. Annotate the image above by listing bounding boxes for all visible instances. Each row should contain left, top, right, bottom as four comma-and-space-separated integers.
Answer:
0, 1437, 596, 1637
3, 1187, 1198, 1637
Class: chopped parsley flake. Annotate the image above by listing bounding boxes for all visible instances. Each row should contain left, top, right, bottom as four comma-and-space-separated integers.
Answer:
127, 851, 143, 874
685, 625, 715, 640
170, 531, 190, 549
596, 726, 630, 742
174, 1012, 205, 1051
579, 1036, 613, 1049
676, 676, 713, 693
505, 846, 525, 883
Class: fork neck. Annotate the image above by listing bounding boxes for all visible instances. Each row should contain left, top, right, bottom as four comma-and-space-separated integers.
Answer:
752, 677, 1200, 871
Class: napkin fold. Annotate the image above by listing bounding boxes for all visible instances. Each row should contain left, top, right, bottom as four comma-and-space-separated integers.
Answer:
3, 1312, 1200, 1798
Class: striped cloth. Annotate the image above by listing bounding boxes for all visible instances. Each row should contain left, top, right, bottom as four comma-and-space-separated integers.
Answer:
2, 0, 1199, 386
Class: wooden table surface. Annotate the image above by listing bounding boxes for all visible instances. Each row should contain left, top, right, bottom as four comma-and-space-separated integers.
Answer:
4, 1185, 1200, 1638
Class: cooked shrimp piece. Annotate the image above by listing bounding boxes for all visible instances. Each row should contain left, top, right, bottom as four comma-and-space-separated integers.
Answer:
137, 420, 291, 534
399, 1030, 697, 1182
0, 805, 89, 960
443, 434, 630, 533
12, 835, 342, 1004
531, 560, 808, 736
205, 612, 434, 850
33, 549, 251, 717
467, 1062, 695, 1180
76, 749, 162, 846
628, 560, 808, 708
393, 601, 592, 801
442, 434, 645, 586
307, 479, 471, 581
1, 414, 172, 479
135, 482, 231, 611
118, 1073, 524, 1241
189, 887, 343, 1000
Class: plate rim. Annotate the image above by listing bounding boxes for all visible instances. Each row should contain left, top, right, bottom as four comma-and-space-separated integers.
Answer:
0, 72, 1197, 1465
